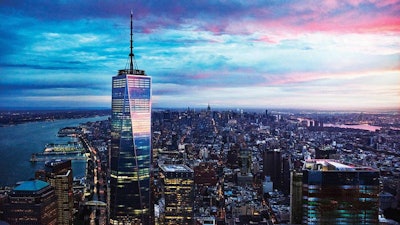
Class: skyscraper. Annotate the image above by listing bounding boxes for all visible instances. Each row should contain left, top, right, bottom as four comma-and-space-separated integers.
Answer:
263, 149, 282, 190
290, 171, 303, 225
4, 180, 57, 225
44, 160, 74, 225
301, 159, 380, 224
159, 164, 194, 225
109, 12, 152, 225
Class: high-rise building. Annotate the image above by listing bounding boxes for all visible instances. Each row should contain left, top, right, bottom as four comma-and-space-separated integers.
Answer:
44, 159, 74, 225
290, 171, 303, 225
4, 180, 57, 225
238, 148, 253, 185
263, 149, 282, 190
159, 164, 194, 225
301, 159, 380, 224
109, 12, 152, 225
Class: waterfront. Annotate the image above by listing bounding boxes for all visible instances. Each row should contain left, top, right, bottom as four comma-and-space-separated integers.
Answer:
324, 123, 382, 132
0, 116, 109, 187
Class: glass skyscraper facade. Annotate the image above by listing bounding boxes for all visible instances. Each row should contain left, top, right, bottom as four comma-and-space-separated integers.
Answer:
301, 159, 380, 224
110, 69, 152, 225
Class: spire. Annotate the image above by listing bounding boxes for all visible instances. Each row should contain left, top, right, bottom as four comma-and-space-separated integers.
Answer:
129, 10, 134, 74
119, 10, 144, 76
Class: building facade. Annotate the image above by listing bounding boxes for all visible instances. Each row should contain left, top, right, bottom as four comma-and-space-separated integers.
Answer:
110, 69, 152, 224
159, 164, 194, 225
290, 171, 303, 225
44, 159, 74, 225
263, 149, 282, 190
301, 159, 380, 224
109, 12, 152, 225
4, 180, 57, 225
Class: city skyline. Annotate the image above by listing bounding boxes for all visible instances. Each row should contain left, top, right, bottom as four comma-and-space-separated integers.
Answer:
1, 0, 399, 111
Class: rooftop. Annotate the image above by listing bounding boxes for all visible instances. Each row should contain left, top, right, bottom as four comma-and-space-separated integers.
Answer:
160, 164, 193, 173
45, 159, 70, 167
14, 180, 49, 192
118, 69, 145, 76
303, 159, 377, 172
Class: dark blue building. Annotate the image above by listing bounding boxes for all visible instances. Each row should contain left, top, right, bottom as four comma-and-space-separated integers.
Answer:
301, 159, 380, 224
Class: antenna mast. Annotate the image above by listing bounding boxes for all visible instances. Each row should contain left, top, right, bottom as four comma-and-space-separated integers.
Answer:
129, 10, 134, 74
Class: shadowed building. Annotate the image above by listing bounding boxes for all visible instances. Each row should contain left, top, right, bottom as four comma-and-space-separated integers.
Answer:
263, 149, 282, 190
4, 180, 57, 225
301, 159, 380, 224
109, 12, 152, 225
194, 162, 218, 187
290, 171, 303, 225
281, 154, 291, 195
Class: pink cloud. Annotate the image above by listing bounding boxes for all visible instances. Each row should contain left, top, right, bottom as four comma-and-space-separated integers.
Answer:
192, 72, 214, 80
196, 0, 400, 38
253, 36, 278, 44
368, 0, 400, 8
347, 0, 364, 7
299, 10, 400, 33
263, 69, 400, 86
227, 11, 400, 45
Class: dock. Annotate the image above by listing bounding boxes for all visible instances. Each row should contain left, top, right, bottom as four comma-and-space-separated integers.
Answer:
30, 151, 87, 162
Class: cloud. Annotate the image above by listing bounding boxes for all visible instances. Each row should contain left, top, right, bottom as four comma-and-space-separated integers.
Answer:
263, 69, 400, 86
0, 0, 399, 110
0, 62, 85, 70
0, 95, 111, 109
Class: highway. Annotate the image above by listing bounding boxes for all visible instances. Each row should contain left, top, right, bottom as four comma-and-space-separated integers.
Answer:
81, 135, 107, 225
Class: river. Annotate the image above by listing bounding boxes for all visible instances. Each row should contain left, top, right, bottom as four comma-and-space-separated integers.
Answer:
324, 123, 381, 132
0, 116, 109, 187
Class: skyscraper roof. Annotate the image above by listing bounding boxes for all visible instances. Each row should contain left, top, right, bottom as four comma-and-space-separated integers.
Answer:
14, 180, 49, 192
303, 159, 377, 172
160, 164, 193, 173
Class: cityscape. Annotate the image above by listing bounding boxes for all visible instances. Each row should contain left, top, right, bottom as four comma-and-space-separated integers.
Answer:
1, 1, 400, 225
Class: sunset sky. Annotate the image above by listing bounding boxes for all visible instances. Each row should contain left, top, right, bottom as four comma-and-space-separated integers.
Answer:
0, 0, 399, 111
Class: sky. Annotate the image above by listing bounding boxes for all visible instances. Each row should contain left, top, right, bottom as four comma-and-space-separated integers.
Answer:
0, 0, 399, 111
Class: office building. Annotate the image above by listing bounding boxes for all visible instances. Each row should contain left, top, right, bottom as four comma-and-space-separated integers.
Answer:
301, 159, 380, 224
44, 159, 74, 225
4, 180, 57, 225
263, 149, 282, 190
109, 12, 152, 225
238, 148, 253, 185
281, 154, 291, 195
262, 176, 273, 194
290, 171, 303, 225
194, 162, 218, 187
159, 164, 194, 225
0, 192, 8, 221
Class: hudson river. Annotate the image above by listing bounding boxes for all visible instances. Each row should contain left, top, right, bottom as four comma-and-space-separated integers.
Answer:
324, 123, 381, 132
0, 116, 109, 187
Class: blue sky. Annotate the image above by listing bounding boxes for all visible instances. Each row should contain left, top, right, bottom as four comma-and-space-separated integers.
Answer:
0, 0, 399, 111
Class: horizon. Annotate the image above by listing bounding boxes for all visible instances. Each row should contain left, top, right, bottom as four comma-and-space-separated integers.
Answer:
0, 106, 398, 114
1, 0, 399, 111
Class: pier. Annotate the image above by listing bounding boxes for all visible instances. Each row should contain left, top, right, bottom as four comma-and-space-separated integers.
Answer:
30, 151, 86, 162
